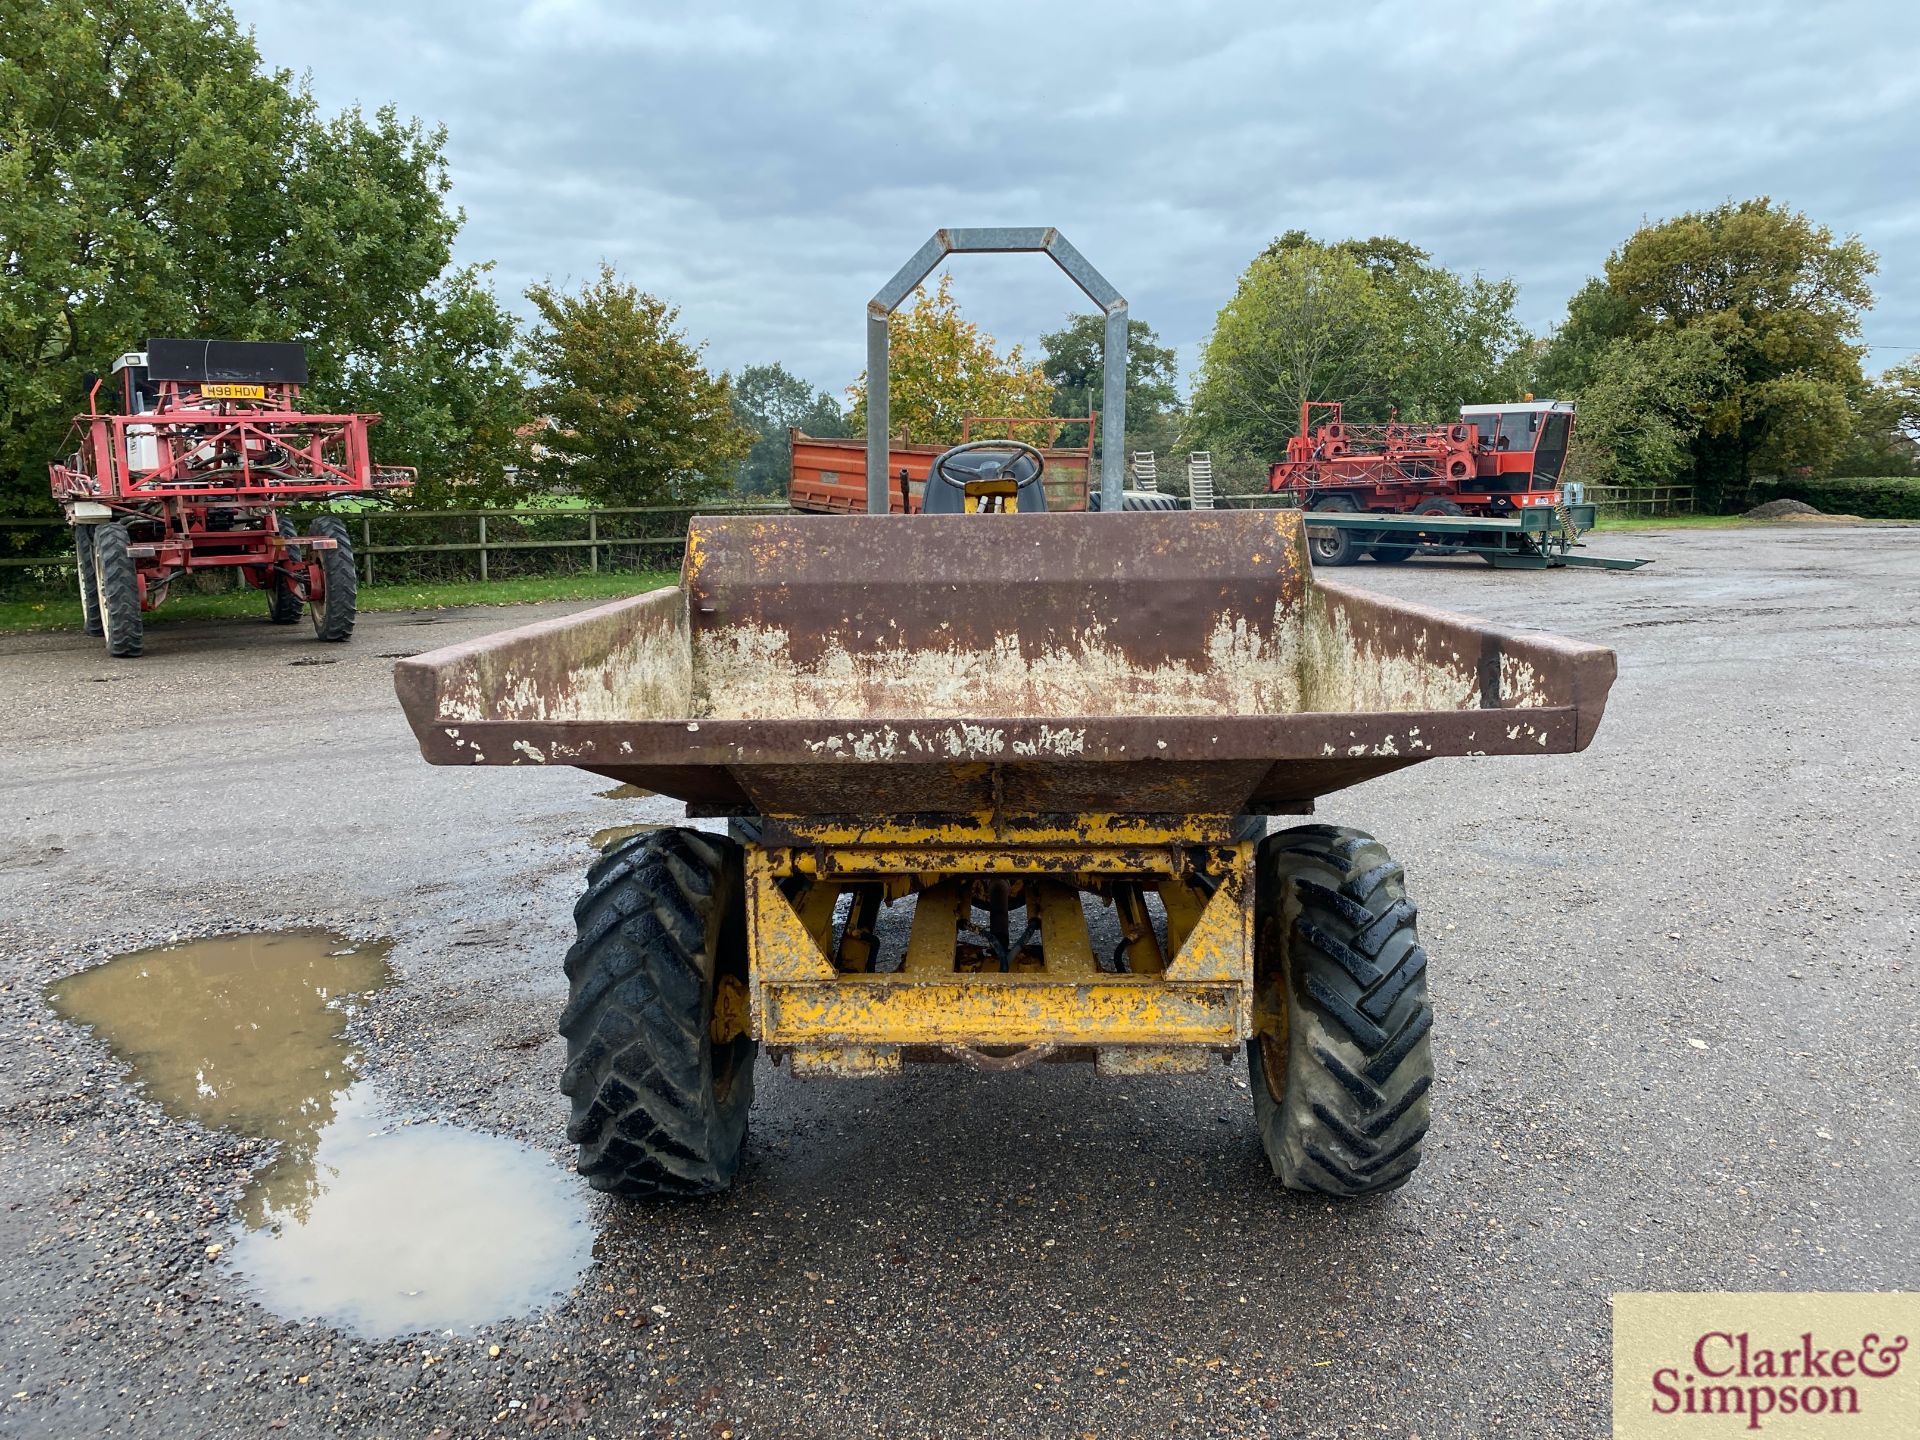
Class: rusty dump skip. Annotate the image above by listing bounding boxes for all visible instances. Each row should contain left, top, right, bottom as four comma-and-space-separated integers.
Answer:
393, 511, 1615, 818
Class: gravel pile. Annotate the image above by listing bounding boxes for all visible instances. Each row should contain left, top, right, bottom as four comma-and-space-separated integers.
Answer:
1744, 498, 1822, 519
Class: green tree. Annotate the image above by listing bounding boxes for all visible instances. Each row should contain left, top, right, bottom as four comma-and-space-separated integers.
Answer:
731, 362, 846, 497
1830, 360, 1920, 475
1539, 199, 1876, 505
1038, 313, 1180, 455
1561, 329, 1733, 489
319, 265, 530, 507
1188, 235, 1525, 462
846, 274, 1054, 446
0, 0, 471, 518
522, 264, 750, 506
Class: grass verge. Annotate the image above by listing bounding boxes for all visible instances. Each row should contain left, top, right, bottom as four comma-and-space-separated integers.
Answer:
0, 570, 678, 634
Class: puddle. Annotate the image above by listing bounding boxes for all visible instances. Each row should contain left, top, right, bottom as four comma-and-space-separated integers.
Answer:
234, 1085, 593, 1337
596, 783, 655, 800
47, 930, 592, 1339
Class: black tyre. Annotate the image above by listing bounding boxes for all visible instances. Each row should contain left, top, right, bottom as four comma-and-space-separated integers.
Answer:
74, 526, 103, 636
92, 522, 144, 659
307, 516, 356, 641
559, 827, 757, 1198
267, 515, 304, 624
1305, 494, 1364, 567
1412, 497, 1466, 556
1368, 539, 1414, 564
1249, 824, 1433, 1196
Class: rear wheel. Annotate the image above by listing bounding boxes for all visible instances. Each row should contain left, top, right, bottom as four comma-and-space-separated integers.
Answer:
307, 516, 356, 641
267, 515, 304, 624
1412, 497, 1465, 556
73, 526, 103, 636
92, 522, 143, 659
1305, 494, 1365, 567
559, 827, 757, 1198
1249, 824, 1433, 1196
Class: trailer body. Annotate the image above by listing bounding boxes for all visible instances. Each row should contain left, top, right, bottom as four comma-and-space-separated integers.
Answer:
398, 511, 1613, 1090
789, 416, 1095, 515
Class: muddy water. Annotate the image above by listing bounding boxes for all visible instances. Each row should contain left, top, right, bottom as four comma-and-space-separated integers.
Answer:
589, 822, 665, 850
47, 930, 592, 1339
596, 783, 654, 799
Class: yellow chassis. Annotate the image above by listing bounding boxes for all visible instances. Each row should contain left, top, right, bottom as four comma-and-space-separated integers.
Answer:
735, 814, 1257, 1079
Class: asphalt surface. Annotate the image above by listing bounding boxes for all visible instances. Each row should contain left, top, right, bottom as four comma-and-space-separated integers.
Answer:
2, 522, 1916, 1438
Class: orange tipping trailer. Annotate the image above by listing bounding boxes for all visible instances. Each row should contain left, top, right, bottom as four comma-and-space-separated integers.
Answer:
789, 414, 1097, 514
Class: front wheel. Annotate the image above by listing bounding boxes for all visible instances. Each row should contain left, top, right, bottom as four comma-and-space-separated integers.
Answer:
267, 515, 304, 624
92, 522, 144, 659
1249, 824, 1433, 1196
307, 516, 357, 641
74, 526, 103, 636
559, 828, 757, 1198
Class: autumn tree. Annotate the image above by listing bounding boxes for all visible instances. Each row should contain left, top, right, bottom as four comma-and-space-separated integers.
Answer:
846, 274, 1054, 446
731, 362, 846, 497
521, 264, 750, 506
0, 0, 519, 519
1539, 199, 1875, 506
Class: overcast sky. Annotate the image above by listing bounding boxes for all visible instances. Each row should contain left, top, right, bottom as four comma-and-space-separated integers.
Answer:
243, 0, 1920, 399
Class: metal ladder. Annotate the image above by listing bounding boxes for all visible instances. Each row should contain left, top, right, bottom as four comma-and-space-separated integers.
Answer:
1187, 452, 1214, 510
1130, 451, 1158, 493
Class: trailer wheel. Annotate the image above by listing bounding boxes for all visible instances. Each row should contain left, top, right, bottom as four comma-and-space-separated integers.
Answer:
1305, 495, 1364, 567
307, 516, 357, 642
559, 827, 757, 1198
1248, 824, 1433, 1196
92, 522, 144, 659
1368, 539, 1414, 564
1412, 497, 1465, 556
267, 515, 304, 624
73, 526, 104, 637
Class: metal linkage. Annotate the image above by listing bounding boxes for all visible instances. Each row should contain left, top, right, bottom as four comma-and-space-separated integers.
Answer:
866, 229, 1128, 513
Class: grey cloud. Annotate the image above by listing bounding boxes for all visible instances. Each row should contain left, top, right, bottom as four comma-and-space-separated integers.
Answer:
247, 0, 1920, 395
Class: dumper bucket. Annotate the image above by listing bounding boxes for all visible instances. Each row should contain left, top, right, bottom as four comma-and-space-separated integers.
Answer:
395, 510, 1614, 820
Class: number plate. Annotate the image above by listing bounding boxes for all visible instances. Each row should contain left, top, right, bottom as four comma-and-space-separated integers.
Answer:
201, 383, 265, 400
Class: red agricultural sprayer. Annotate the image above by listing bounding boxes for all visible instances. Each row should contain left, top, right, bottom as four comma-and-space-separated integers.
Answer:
48, 338, 413, 657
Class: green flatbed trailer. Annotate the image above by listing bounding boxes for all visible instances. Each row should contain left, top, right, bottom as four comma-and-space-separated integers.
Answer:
1299, 502, 1651, 570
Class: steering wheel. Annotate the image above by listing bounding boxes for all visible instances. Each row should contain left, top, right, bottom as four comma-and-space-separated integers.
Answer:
932, 439, 1045, 491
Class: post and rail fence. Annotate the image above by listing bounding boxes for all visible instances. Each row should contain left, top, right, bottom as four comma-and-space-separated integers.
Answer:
0, 501, 789, 589
0, 484, 1701, 589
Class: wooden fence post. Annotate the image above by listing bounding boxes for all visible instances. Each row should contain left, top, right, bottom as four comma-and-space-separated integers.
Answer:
589, 511, 598, 573
363, 516, 374, 586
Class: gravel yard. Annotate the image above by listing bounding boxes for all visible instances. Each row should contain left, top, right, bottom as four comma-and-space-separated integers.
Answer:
1, 522, 1914, 1438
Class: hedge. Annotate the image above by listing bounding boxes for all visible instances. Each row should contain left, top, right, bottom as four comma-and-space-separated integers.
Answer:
1747, 475, 1920, 520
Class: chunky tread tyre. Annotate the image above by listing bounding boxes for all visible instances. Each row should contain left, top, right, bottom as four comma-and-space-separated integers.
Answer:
1249, 824, 1433, 1196
74, 526, 104, 636
92, 522, 143, 659
559, 827, 756, 1198
307, 516, 356, 641
267, 515, 305, 624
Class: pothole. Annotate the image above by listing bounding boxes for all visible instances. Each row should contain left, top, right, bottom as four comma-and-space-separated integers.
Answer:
46, 929, 592, 1339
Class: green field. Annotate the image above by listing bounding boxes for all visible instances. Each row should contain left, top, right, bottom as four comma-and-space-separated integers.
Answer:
0, 570, 678, 634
